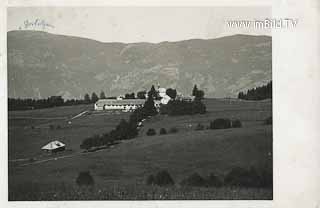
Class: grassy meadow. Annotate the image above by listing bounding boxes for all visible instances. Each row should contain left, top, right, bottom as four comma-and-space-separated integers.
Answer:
8, 98, 272, 200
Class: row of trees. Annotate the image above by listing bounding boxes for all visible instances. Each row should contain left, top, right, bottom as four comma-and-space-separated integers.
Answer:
8, 96, 66, 111
238, 81, 272, 100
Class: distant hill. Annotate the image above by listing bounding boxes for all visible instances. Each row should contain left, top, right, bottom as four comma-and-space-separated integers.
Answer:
7, 30, 271, 99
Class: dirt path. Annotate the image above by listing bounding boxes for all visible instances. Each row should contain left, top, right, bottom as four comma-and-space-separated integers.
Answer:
69, 110, 88, 120
19, 152, 83, 166
11, 147, 114, 167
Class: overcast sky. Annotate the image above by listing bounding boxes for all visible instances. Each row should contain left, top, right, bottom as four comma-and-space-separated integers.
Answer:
8, 7, 271, 43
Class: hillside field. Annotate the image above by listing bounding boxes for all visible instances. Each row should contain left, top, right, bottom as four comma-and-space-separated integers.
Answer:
8, 98, 273, 200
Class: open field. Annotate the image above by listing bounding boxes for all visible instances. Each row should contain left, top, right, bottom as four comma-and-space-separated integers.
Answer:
8, 98, 272, 200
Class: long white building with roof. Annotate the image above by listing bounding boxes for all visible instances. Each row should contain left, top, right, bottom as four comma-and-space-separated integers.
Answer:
94, 98, 145, 111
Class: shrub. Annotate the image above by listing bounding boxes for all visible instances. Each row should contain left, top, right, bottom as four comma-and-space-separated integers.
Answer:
265, 116, 272, 125
56, 125, 61, 129
49, 124, 55, 130
159, 128, 167, 135
231, 119, 242, 128
195, 123, 205, 131
146, 174, 155, 185
180, 173, 207, 187
210, 118, 231, 129
169, 127, 178, 134
153, 170, 175, 186
224, 166, 262, 188
76, 171, 94, 186
206, 173, 223, 187
146, 128, 156, 136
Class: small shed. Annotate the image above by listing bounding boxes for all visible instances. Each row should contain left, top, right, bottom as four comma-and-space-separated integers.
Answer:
41, 140, 66, 153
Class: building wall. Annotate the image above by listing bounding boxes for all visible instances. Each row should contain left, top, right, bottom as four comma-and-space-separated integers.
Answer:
94, 103, 143, 111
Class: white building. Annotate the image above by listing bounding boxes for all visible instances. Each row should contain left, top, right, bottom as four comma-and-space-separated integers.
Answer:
94, 98, 145, 111
41, 140, 65, 153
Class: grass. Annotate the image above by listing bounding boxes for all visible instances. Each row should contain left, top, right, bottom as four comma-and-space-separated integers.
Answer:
9, 182, 272, 200
8, 104, 130, 159
8, 98, 272, 200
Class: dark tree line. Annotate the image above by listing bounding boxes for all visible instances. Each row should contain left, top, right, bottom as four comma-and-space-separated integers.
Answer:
9, 96, 67, 111
9, 90, 114, 111
238, 81, 272, 100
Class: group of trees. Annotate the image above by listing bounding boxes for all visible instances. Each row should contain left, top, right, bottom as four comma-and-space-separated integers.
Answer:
8, 96, 67, 111
145, 166, 272, 188
159, 84, 207, 116
238, 81, 272, 100
80, 118, 139, 150
8, 91, 107, 111
80, 86, 159, 150
160, 99, 206, 116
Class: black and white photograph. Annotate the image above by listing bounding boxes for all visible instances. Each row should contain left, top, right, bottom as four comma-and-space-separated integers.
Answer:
5, 6, 274, 201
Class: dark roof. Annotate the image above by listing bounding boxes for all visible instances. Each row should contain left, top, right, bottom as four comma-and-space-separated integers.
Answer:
95, 99, 145, 107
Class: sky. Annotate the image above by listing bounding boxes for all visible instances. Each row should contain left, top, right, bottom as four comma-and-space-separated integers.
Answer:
7, 7, 271, 43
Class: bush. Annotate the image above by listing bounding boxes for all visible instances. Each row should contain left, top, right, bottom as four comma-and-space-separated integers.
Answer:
180, 173, 207, 187
153, 170, 175, 186
210, 118, 231, 129
49, 124, 55, 130
146, 174, 155, 185
265, 116, 272, 125
169, 127, 178, 134
231, 119, 242, 128
146, 128, 156, 136
195, 123, 205, 131
76, 171, 94, 186
224, 167, 262, 188
159, 128, 167, 135
206, 173, 223, 187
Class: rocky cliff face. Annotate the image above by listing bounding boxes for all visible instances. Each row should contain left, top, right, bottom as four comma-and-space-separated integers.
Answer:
7, 31, 271, 99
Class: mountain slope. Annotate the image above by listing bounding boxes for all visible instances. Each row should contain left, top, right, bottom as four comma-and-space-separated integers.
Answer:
7, 31, 271, 99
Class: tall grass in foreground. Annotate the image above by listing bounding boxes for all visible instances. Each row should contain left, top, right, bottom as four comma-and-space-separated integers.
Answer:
9, 182, 272, 200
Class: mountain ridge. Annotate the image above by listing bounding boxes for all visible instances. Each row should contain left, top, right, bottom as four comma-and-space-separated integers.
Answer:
7, 30, 272, 99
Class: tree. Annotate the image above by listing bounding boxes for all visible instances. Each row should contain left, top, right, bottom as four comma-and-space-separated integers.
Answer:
192, 85, 198, 96
148, 85, 157, 99
144, 95, 158, 116
137, 91, 147, 99
166, 88, 177, 99
125, 92, 135, 99
194, 90, 205, 100
100, 91, 106, 99
237, 81, 272, 100
84, 93, 91, 104
91, 92, 99, 103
